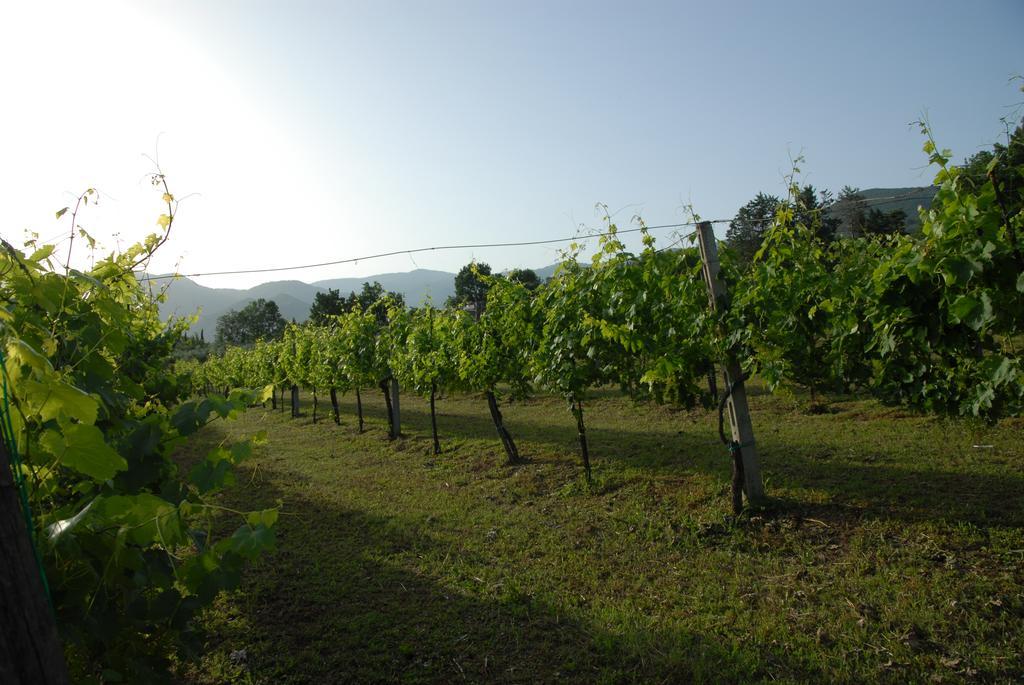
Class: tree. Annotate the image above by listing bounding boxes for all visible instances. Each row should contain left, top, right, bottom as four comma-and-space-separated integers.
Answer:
792, 185, 840, 243
172, 330, 211, 362
214, 298, 286, 348
507, 268, 540, 291
831, 186, 868, 236
861, 207, 907, 236
449, 262, 493, 313
832, 186, 907, 237
354, 281, 384, 310
308, 288, 345, 326
348, 282, 403, 325
960, 149, 997, 190
725, 193, 781, 265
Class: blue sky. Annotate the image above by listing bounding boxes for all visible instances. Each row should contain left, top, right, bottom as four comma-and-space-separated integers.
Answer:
1, 1, 1020, 287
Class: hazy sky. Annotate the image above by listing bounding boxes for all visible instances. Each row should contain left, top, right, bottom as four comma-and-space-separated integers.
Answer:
1, 1, 1020, 288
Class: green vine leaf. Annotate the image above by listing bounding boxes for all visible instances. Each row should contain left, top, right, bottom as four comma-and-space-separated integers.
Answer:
39, 424, 127, 481
20, 378, 99, 424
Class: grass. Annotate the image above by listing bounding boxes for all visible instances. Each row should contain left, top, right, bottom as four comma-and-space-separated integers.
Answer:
175, 385, 1024, 684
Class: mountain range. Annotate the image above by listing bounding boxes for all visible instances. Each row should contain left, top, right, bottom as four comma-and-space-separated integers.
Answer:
155, 264, 560, 339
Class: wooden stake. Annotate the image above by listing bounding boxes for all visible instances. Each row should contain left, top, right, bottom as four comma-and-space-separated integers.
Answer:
430, 383, 441, 455
330, 387, 341, 425
486, 391, 520, 464
390, 377, 401, 438
696, 222, 765, 505
356, 387, 364, 432
0, 436, 70, 684
380, 380, 395, 440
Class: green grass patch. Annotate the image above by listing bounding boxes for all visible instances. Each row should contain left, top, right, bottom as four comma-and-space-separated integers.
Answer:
175, 388, 1024, 683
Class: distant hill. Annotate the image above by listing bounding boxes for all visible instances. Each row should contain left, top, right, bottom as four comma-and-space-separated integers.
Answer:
833, 186, 938, 234
313, 269, 456, 308
155, 263, 576, 338
150, 277, 248, 338
154, 268, 465, 338
533, 263, 559, 281
244, 280, 323, 305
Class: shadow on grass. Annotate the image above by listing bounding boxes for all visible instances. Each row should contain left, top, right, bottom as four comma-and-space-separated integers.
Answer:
187, 454, 822, 684
284, 389, 1024, 529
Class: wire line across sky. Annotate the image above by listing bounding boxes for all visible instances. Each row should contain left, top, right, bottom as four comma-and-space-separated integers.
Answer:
139, 221, 720, 281
138, 189, 937, 282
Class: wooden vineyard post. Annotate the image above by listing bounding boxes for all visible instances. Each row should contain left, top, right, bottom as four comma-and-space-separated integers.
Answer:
696, 221, 765, 506
1, 434, 70, 684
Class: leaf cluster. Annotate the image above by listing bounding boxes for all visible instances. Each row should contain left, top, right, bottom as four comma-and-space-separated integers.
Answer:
1, 190, 277, 681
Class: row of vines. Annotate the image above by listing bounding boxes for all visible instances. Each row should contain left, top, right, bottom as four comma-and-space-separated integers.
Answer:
1, 127, 1020, 683
187, 226, 720, 472
192, 134, 1023, 490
